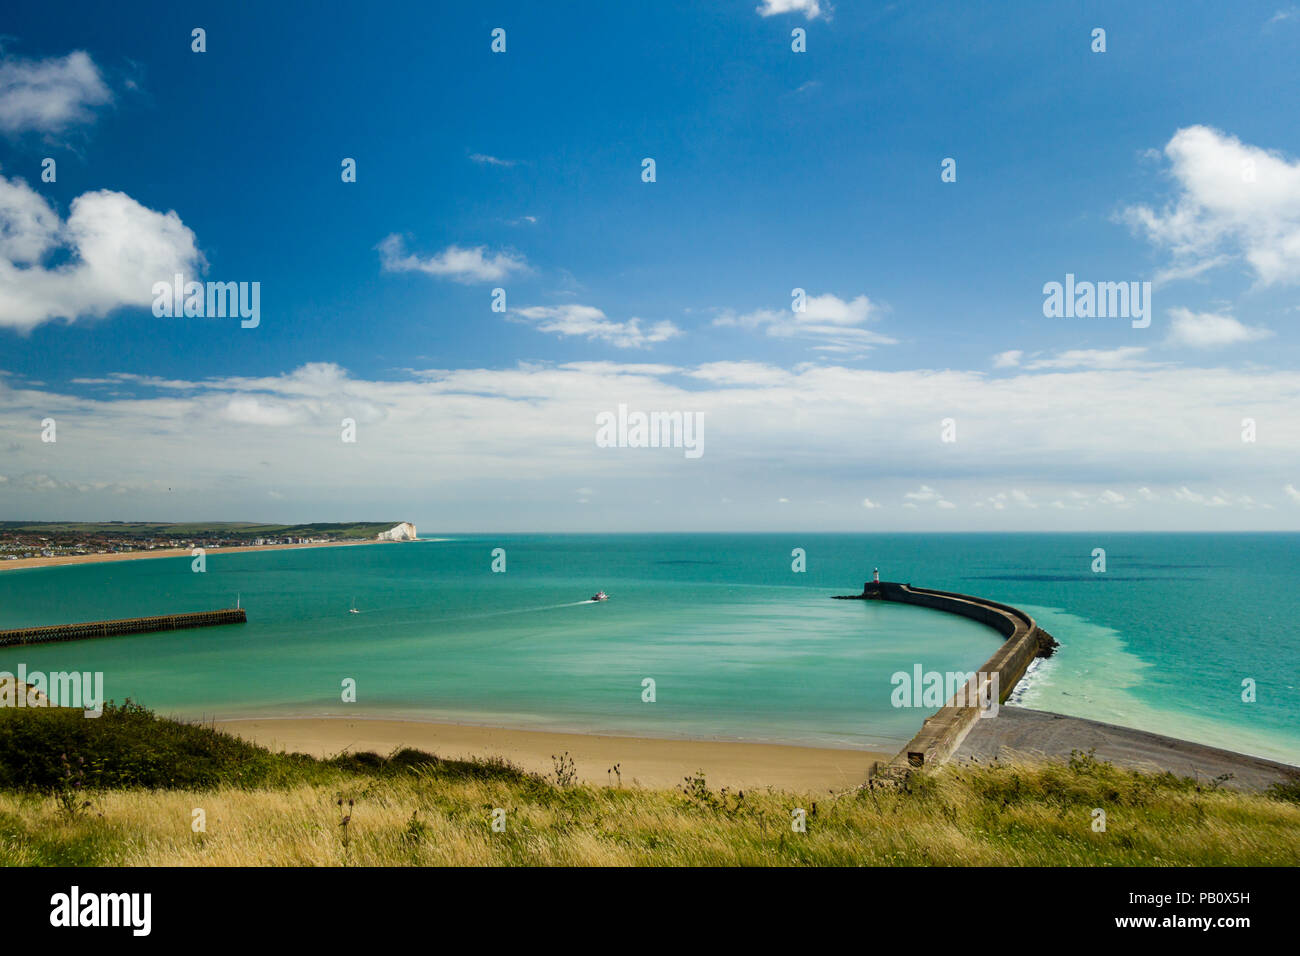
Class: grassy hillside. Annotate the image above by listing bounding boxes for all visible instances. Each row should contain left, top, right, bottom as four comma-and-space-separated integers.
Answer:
0, 521, 399, 540
1, 703, 1297, 866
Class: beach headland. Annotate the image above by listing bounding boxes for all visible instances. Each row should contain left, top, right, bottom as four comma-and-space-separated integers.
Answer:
0, 538, 392, 573
215, 717, 890, 792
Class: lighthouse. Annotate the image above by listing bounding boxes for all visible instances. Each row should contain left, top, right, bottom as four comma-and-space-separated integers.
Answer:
873, 567, 880, 583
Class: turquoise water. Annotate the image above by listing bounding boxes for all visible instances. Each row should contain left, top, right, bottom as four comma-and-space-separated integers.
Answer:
1, 534, 1297, 761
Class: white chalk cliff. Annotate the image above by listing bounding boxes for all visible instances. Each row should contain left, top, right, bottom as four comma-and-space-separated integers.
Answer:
376, 521, 417, 541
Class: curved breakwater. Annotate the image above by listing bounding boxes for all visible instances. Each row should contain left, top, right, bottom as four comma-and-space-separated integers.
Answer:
834, 580, 1059, 774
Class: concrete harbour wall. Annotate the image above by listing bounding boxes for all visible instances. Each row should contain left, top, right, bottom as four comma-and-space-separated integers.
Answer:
833, 581, 1058, 777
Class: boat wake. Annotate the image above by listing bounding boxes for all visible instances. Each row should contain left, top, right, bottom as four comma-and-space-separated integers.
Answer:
345, 599, 601, 628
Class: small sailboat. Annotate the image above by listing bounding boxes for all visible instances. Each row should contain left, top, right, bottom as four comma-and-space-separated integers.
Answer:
349, 595, 360, 614
590, 591, 608, 602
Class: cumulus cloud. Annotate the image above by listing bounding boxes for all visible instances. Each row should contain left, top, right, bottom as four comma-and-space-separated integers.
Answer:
1286, 483, 1300, 504
904, 485, 955, 509
993, 350, 1023, 368
1024, 347, 1159, 370
2, 360, 1297, 529
377, 235, 528, 283
757, 0, 827, 20
686, 361, 796, 387
0, 175, 203, 331
714, 292, 894, 355
221, 395, 311, 427
1174, 486, 1233, 507
978, 489, 1040, 510
512, 304, 681, 348
0, 50, 111, 136
861, 497, 881, 509
1122, 126, 1300, 286
1163, 307, 1272, 349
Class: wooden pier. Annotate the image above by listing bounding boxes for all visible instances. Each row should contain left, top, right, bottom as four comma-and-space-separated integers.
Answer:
0, 608, 247, 648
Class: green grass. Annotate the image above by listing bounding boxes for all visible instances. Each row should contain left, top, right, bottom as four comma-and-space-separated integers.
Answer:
0, 521, 400, 540
0, 700, 507, 791
1, 703, 1297, 866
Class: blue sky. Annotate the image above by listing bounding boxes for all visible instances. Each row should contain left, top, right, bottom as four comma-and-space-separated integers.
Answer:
1, 0, 1299, 530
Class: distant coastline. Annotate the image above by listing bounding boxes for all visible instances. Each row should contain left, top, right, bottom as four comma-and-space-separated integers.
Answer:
0, 538, 396, 573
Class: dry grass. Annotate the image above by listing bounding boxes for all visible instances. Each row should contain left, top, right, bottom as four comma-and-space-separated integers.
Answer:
2, 753, 1297, 866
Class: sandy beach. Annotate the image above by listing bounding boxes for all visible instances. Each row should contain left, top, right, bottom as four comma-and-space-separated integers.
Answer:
215, 717, 888, 792
0, 539, 388, 573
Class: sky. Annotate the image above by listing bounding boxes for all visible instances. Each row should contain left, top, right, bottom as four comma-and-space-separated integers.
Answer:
1, 0, 1298, 531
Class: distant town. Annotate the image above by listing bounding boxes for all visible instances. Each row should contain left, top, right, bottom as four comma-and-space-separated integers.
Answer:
0, 522, 414, 561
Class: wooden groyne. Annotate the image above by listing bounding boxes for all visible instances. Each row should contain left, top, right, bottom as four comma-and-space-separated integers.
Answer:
0, 609, 247, 648
833, 581, 1058, 778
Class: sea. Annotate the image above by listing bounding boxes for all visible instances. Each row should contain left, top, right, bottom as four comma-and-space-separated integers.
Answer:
0, 533, 1296, 763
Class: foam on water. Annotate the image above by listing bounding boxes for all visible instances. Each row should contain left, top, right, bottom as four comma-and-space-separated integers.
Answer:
1015, 605, 1300, 765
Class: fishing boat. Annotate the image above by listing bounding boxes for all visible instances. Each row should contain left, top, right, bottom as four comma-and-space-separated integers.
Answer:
349, 596, 360, 614
590, 591, 608, 602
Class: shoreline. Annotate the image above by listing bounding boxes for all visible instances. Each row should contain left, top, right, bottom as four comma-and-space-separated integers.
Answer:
0, 539, 394, 573
957, 705, 1300, 792
214, 716, 889, 791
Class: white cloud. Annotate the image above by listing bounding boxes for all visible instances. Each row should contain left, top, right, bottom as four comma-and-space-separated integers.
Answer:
1286, 483, 1300, 504
221, 395, 309, 427
1024, 347, 1158, 370
714, 292, 894, 355
861, 497, 880, 509
1174, 486, 1230, 507
0, 50, 111, 136
377, 235, 528, 283
979, 489, 1038, 510
513, 304, 682, 349
3, 360, 1298, 529
1163, 307, 1272, 349
993, 350, 1023, 368
0, 175, 203, 331
904, 485, 955, 509
1122, 125, 1300, 285
686, 361, 795, 387
757, 0, 827, 20
469, 153, 518, 167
